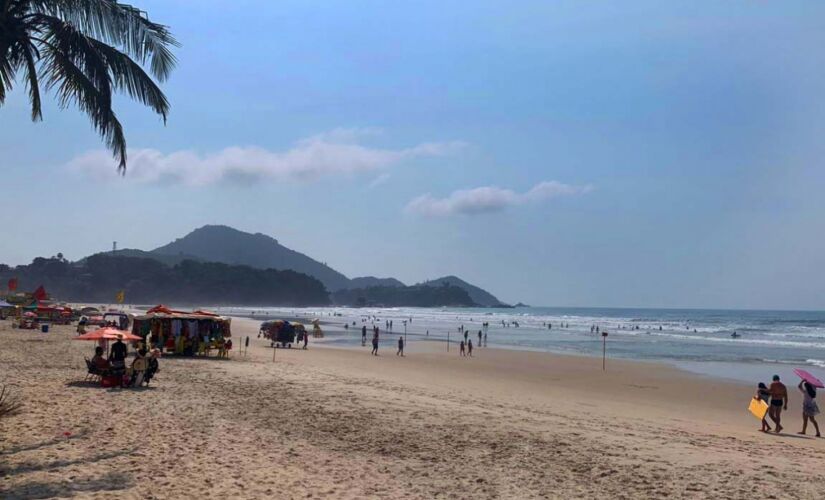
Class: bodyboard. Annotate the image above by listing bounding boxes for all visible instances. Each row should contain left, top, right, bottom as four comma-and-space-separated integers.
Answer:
748, 397, 769, 420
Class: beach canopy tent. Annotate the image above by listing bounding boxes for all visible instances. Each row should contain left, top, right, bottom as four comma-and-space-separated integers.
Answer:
74, 327, 141, 342
25, 303, 73, 323
0, 300, 13, 308
132, 305, 232, 356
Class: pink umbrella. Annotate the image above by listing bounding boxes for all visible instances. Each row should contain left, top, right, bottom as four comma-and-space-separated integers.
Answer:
794, 368, 824, 388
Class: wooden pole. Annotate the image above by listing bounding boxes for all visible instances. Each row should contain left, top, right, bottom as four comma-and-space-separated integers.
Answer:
602, 332, 607, 370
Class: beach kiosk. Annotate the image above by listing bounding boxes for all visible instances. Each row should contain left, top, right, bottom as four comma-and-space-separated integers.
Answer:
132, 305, 232, 357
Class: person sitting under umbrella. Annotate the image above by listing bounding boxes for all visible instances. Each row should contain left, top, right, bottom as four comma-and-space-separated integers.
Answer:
91, 346, 111, 372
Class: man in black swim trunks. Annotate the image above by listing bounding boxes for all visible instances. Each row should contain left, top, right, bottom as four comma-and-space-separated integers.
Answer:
768, 374, 788, 433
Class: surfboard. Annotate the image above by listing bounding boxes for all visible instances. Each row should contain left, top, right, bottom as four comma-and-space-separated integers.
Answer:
748, 397, 769, 420
793, 368, 824, 388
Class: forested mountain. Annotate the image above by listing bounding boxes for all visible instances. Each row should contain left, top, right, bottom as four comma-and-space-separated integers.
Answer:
66, 226, 512, 307
418, 276, 509, 307
152, 225, 351, 291
0, 255, 330, 306
349, 276, 406, 288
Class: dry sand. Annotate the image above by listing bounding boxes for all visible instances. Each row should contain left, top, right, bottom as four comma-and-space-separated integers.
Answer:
2, 317, 825, 499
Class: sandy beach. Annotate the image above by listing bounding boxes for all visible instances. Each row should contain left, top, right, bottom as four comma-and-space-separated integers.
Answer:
2, 317, 825, 499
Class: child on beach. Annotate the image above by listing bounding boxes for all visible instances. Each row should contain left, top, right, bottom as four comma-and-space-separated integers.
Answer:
459, 341, 465, 356
371, 334, 379, 356
798, 380, 821, 437
755, 382, 772, 432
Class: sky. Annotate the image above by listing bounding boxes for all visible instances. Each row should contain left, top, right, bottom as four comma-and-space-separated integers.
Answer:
2, 1, 825, 310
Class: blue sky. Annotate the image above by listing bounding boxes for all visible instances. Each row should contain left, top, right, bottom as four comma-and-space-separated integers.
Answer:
2, 1, 825, 309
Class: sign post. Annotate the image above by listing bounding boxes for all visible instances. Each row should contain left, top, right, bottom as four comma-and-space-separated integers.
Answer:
602, 331, 608, 370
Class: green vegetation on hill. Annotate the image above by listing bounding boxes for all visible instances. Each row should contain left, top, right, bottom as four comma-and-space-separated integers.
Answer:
152, 225, 351, 291
0, 255, 330, 306
418, 275, 509, 307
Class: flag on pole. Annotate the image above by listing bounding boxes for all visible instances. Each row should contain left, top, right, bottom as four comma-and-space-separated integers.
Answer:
115, 290, 125, 304
7, 278, 17, 292
32, 285, 47, 301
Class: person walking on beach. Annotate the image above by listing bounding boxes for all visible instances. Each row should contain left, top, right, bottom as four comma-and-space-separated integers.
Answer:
797, 380, 821, 437
768, 375, 788, 433
755, 382, 772, 432
397, 336, 404, 357
459, 340, 465, 356
362, 325, 367, 346
478, 330, 482, 346
467, 339, 473, 357
371, 330, 379, 356
303, 331, 308, 350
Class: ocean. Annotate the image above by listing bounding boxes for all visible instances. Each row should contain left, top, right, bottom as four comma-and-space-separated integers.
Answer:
213, 305, 825, 384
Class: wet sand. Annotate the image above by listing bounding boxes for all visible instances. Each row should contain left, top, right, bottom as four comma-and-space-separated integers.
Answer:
1, 317, 824, 499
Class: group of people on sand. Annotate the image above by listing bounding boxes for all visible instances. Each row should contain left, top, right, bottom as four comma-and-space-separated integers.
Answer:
755, 375, 820, 437
90, 336, 160, 388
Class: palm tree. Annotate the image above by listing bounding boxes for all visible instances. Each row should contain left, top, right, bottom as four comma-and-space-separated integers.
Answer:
0, 0, 178, 173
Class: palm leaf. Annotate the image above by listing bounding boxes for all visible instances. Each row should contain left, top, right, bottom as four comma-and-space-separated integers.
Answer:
30, 0, 178, 80
42, 40, 127, 171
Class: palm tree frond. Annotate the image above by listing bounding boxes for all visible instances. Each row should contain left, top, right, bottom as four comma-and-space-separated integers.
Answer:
21, 42, 43, 120
88, 38, 168, 121
31, 0, 179, 80
41, 42, 126, 171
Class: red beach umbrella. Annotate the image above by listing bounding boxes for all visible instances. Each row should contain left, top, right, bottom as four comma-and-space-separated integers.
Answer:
74, 327, 141, 342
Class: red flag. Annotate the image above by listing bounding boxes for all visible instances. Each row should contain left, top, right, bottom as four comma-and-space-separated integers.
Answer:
7, 278, 17, 291
32, 285, 47, 301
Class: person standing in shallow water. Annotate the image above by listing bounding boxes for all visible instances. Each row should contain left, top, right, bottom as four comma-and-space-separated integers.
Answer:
361, 325, 367, 346
798, 380, 821, 437
768, 375, 788, 433
478, 330, 482, 346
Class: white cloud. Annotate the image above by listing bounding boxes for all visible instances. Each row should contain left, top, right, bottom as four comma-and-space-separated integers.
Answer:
405, 181, 593, 217
367, 173, 391, 189
66, 129, 463, 186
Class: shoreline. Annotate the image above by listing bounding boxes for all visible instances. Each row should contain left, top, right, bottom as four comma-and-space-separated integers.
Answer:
238, 313, 810, 387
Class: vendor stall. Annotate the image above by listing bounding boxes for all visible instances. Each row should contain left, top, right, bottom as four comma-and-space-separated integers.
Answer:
132, 305, 232, 357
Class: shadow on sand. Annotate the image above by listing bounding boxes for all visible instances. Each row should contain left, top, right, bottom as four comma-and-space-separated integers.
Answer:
0, 431, 89, 456
1, 448, 136, 476
64, 381, 158, 392
0, 471, 134, 500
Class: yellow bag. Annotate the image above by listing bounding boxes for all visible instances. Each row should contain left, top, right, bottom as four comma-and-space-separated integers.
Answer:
748, 397, 769, 420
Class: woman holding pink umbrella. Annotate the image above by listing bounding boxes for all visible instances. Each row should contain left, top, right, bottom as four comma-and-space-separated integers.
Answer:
797, 380, 821, 437
795, 368, 823, 437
